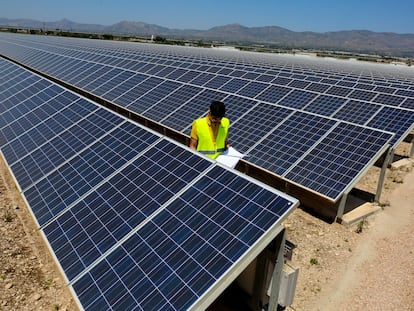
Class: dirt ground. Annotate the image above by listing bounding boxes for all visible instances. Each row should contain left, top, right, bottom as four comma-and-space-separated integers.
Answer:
0, 142, 413, 311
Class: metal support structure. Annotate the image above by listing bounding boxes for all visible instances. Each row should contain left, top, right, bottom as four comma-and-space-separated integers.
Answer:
410, 137, 414, 158
268, 229, 286, 311
375, 148, 393, 203
336, 190, 350, 221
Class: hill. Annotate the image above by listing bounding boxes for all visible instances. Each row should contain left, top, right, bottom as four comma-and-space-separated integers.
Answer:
1, 18, 414, 58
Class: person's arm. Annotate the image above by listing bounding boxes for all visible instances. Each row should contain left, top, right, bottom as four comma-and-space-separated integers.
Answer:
189, 138, 198, 150
189, 121, 198, 150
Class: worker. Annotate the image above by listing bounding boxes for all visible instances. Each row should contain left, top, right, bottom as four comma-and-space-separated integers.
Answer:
189, 100, 230, 159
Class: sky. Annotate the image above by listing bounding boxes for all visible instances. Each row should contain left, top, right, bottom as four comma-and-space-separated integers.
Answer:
2, 0, 414, 34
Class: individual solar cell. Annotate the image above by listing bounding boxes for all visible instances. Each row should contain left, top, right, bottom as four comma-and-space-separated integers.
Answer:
255, 85, 291, 104
303, 94, 347, 117
128, 80, 182, 113
255, 74, 275, 83
242, 72, 261, 80
278, 89, 317, 110
162, 89, 227, 133
42, 139, 211, 282
231, 104, 292, 154
332, 100, 381, 125
354, 83, 375, 91
72, 165, 297, 311
285, 123, 393, 200
395, 89, 414, 98
12, 108, 125, 191
374, 86, 395, 94
272, 76, 292, 86
320, 78, 338, 85
248, 112, 337, 175
216, 68, 233, 75
305, 82, 330, 93
367, 107, 414, 147
143, 84, 202, 122
228, 69, 246, 77
348, 89, 376, 101
337, 80, 356, 88
372, 93, 405, 107
400, 98, 414, 110
288, 79, 311, 89
304, 76, 322, 83
326, 85, 352, 97
219, 78, 249, 93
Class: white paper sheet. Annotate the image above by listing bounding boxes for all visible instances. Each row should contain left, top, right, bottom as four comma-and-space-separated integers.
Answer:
216, 147, 246, 168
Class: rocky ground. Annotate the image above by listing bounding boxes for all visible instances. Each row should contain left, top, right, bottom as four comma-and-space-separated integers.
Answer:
0, 142, 413, 311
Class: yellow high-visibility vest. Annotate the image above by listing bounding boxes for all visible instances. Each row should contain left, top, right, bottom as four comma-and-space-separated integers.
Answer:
195, 117, 229, 159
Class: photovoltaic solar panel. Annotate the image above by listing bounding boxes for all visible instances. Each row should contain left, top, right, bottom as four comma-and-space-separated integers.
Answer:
230, 104, 293, 154
71, 165, 296, 311
1, 58, 299, 311
333, 99, 381, 125
285, 123, 392, 200
1, 34, 411, 204
303, 94, 347, 116
248, 112, 337, 175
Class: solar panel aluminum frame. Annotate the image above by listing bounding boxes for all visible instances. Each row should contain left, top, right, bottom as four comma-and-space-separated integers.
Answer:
189, 224, 286, 310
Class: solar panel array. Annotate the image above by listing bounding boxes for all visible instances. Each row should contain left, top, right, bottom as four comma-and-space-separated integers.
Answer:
1, 33, 412, 202
0, 58, 299, 310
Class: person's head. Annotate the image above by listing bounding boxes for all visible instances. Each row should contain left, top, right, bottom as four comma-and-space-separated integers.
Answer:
209, 101, 226, 124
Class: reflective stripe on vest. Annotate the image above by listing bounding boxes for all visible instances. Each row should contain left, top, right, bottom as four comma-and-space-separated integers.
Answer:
196, 117, 229, 159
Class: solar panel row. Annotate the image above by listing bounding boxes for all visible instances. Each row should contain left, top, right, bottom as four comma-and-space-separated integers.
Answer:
1, 33, 407, 202
0, 58, 299, 310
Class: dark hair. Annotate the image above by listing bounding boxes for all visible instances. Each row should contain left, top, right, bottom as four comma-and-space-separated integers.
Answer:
210, 100, 226, 118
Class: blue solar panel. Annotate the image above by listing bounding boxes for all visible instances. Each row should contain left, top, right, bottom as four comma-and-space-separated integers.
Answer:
219, 78, 249, 93
231, 104, 292, 154
255, 85, 291, 104
204, 75, 233, 89
303, 94, 347, 116
373, 93, 405, 107
22, 121, 161, 226
42, 140, 212, 281
248, 112, 337, 175
2, 34, 412, 206
71, 165, 297, 310
236, 81, 269, 98
333, 100, 382, 125
278, 89, 317, 109
143, 84, 203, 122
128, 80, 181, 114
162, 89, 227, 133
325, 85, 352, 97
285, 123, 393, 200
367, 107, 414, 146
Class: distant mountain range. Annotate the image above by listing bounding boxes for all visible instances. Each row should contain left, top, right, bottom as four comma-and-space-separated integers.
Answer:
1, 18, 414, 58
